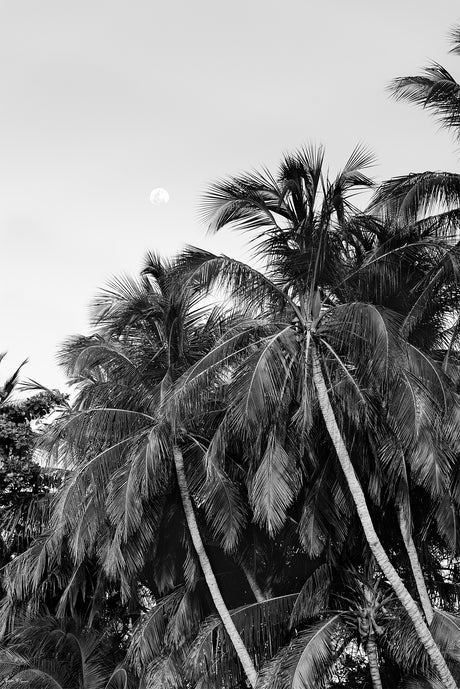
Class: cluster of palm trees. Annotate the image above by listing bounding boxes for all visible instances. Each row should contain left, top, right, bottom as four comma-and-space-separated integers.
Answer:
3, 24, 460, 689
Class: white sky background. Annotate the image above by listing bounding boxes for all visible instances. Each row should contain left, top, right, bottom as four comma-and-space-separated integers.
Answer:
1, 0, 460, 390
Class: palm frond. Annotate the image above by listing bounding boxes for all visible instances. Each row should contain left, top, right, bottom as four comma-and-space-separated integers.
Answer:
298, 460, 350, 557
178, 246, 299, 318
105, 667, 129, 689
223, 325, 297, 435
186, 595, 297, 688
370, 171, 460, 221
318, 303, 404, 388
430, 609, 460, 661
127, 588, 185, 674
200, 171, 287, 236
249, 430, 300, 537
257, 614, 349, 689
389, 62, 460, 140
198, 462, 247, 553
290, 564, 332, 627
144, 653, 185, 689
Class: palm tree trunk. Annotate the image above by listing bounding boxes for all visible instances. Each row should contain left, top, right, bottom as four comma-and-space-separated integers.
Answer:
366, 633, 383, 689
241, 562, 266, 603
312, 350, 457, 689
398, 507, 433, 624
173, 445, 258, 688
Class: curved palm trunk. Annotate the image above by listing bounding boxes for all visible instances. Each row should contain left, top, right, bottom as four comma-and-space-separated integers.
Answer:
312, 351, 457, 689
173, 445, 258, 688
398, 507, 434, 624
366, 633, 383, 689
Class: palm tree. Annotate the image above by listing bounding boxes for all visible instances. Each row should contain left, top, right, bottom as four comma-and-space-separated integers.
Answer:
174, 145, 460, 688
1, 255, 259, 686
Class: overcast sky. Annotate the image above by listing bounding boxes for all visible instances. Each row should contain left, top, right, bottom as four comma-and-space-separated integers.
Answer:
2, 0, 460, 390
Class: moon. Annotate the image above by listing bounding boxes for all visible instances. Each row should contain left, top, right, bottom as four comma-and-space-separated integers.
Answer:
149, 188, 170, 205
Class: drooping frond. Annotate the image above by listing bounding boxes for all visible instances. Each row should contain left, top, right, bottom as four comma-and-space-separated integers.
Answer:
318, 302, 404, 389
382, 607, 460, 675
99, 498, 165, 598
401, 242, 460, 339
389, 62, 460, 140
178, 246, 298, 318
127, 588, 185, 675
290, 564, 332, 626
104, 668, 129, 689
186, 595, 298, 689
222, 325, 297, 436
144, 653, 185, 689
197, 461, 247, 553
249, 430, 301, 537
257, 614, 350, 689
200, 169, 288, 236
370, 171, 460, 221
429, 608, 460, 660
168, 318, 291, 427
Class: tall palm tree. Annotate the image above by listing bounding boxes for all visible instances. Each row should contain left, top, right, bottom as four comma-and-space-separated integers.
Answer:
174, 145, 460, 688
1, 255, 259, 686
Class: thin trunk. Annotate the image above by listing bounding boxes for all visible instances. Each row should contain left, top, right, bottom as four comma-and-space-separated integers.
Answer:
173, 445, 258, 688
366, 633, 383, 689
398, 507, 434, 624
241, 562, 266, 603
312, 350, 457, 689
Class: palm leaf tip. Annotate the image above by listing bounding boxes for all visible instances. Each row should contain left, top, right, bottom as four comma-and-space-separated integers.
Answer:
449, 24, 460, 55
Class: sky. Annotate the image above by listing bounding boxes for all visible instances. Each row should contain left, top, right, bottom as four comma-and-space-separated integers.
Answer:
1, 0, 460, 390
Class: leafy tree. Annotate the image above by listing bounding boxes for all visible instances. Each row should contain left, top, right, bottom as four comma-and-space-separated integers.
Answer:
0, 356, 67, 561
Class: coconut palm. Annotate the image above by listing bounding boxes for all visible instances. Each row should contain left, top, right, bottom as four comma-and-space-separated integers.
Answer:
172, 145, 460, 688
0, 255, 265, 685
